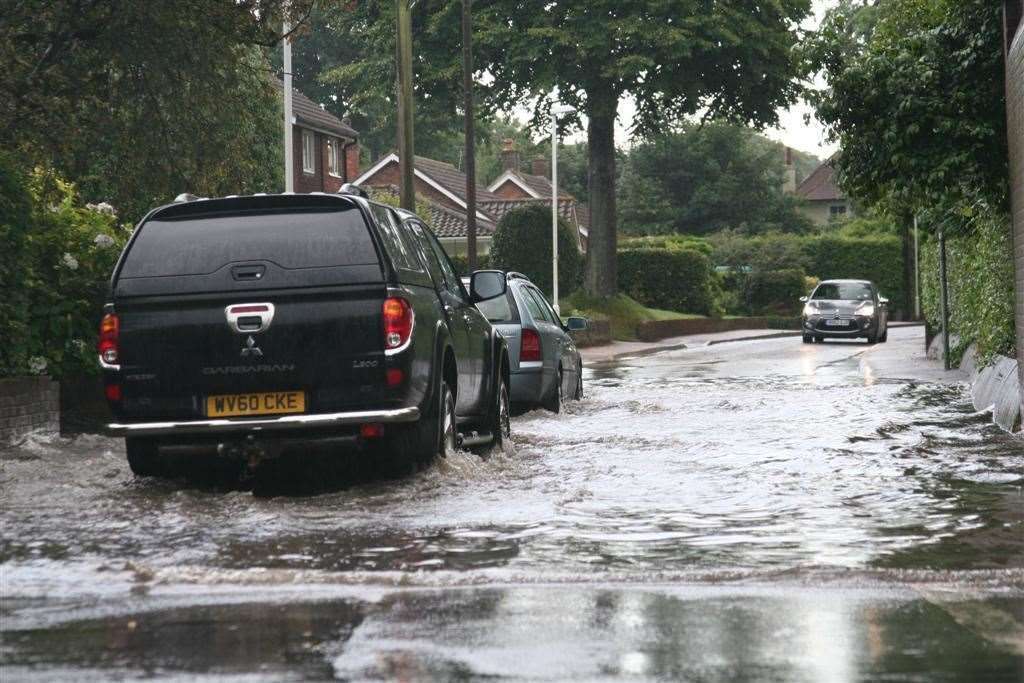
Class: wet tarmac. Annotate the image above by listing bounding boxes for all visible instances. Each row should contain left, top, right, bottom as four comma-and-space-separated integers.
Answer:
1, 327, 1022, 680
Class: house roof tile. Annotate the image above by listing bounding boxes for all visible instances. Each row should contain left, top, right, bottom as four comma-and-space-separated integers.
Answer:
274, 78, 359, 140
796, 155, 845, 202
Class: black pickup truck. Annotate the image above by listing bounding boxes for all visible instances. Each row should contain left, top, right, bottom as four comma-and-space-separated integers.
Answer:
101, 192, 511, 479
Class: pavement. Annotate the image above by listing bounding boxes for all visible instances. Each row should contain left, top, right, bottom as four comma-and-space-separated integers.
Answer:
582, 321, 925, 363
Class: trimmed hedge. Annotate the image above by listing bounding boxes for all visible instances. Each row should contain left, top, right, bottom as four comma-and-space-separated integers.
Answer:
744, 269, 807, 316
803, 235, 904, 312
618, 248, 720, 316
487, 204, 583, 299
920, 212, 1016, 364
710, 232, 905, 316
448, 253, 491, 278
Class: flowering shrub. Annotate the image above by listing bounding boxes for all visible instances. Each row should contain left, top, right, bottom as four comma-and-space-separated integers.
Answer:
1, 157, 130, 378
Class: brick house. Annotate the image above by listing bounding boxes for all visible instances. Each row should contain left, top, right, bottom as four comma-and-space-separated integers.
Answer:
276, 80, 360, 193
487, 139, 568, 200
353, 151, 589, 256
793, 155, 854, 227
1004, 0, 1023, 423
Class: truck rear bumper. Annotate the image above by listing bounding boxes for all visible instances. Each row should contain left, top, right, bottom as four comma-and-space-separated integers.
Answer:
107, 407, 420, 437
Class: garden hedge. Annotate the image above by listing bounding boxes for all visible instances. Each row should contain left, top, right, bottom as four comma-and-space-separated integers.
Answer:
618, 248, 720, 316
919, 212, 1016, 364
803, 235, 904, 312
487, 204, 583, 299
709, 232, 905, 316
448, 254, 491, 277
743, 268, 807, 315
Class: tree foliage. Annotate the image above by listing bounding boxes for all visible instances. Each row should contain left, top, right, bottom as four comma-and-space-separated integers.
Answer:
488, 204, 583, 299
474, 0, 813, 297
1, 0, 303, 221
804, 0, 1009, 219
618, 123, 817, 236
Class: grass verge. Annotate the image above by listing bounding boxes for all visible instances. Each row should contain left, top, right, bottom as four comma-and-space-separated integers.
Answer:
561, 292, 699, 341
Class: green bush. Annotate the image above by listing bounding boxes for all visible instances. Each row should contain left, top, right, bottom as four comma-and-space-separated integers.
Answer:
448, 253, 491, 278
708, 230, 811, 273
0, 157, 130, 378
709, 232, 905, 315
803, 235, 904, 311
744, 269, 807, 316
920, 211, 1015, 364
618, 248, 721, 316
619, 234, 713, 256
487, 204, 583, 299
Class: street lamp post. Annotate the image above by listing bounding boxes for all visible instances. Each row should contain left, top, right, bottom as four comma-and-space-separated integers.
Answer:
282, 20, 294, 193
550, 99, 576, 314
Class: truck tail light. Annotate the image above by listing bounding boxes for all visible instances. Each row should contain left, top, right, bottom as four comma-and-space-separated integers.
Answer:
383, 297, 414, 353
98, 313, 120, 367
521, 328, 541, 363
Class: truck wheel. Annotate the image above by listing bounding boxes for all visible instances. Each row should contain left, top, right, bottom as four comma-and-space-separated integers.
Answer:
488, 375, 511, 449
370, 377, 452, 477
543, 368, 562, 414
125, 437, 164, 477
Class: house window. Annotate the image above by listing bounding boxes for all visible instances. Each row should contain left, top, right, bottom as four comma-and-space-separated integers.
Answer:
301, 131, 315, 174
327, 137, 341, 177
829, 204, 848, 218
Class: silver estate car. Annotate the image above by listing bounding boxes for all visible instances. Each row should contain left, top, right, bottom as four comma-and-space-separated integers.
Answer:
465, 272, 586, 412
801, 279, 890, 344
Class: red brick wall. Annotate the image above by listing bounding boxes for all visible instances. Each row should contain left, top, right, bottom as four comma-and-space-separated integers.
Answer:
292, 126, 356, 192
360, 159, 466, 212
293, 128, 321, 193
345, 144, 360, 182
1006, 1, 1023, 417
492, 179, 531, 200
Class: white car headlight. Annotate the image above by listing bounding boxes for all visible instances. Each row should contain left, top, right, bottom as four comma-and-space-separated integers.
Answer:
803, 304, 817, 317
858, 304, 875, 316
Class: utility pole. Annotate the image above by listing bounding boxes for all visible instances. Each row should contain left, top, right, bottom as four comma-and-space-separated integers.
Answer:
913, 215, 921, 320
396, 0, 415, 210
462, 0, 477, 270
283, 19, 294, 193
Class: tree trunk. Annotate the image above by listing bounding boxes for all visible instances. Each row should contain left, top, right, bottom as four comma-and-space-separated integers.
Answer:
584, 88, 618, 298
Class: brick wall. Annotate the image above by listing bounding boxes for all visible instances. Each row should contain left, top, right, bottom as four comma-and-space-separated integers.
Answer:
292, 127, 357, 193
1005, 2, 1023, 421
492, 179, 531, 200
361, 160, 466, 213
0, 377, 59, 444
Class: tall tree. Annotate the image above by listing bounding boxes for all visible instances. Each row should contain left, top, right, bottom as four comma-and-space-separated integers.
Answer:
474, 1, 812, 296
618, 122, 817, 236
804, 0, 1009, 217
1, 0, 311, 221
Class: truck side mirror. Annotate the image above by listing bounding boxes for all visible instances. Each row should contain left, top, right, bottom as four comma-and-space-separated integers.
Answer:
565, 316, 588, 331
470, 270, 506, 303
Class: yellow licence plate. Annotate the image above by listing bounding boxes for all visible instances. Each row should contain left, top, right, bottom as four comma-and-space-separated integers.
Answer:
206, 391, 306, 418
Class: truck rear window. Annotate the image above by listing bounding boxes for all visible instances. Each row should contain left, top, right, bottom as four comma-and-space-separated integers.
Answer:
120, 208, 378, 278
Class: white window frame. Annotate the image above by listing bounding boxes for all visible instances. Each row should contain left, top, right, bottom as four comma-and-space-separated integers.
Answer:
301, 130, 315, 175
327, 137, 341, 178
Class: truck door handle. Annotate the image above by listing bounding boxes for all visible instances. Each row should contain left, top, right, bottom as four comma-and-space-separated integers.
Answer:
231, 264, 266, 281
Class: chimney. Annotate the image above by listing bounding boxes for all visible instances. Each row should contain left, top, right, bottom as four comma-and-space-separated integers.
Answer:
531, 156, 548, 178
782, 146, 797, 195
500, 139, 521, 172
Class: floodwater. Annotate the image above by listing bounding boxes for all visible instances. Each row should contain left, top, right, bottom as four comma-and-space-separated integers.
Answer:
1, 327, 1022, 681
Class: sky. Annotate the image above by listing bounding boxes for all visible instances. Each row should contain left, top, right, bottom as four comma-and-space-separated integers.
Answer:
557, 0, 839, 160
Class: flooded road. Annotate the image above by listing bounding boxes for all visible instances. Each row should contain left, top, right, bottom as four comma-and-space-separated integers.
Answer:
2, 327, 1022, 680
